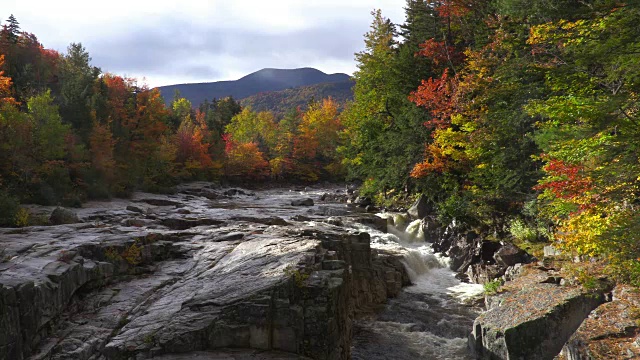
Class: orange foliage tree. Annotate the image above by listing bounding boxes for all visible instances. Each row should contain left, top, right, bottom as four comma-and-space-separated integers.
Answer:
175, 110, 216, 177
223, 134, 270, 180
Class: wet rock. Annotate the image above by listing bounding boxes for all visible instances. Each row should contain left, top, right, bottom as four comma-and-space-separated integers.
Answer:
446, 231, 480, 273
291, 198, 314, 206
161, 217, 225, 230
407, 194, 431, 220
178, 184, 223, 199
323, 217, 344, 227
351, 214, 387, 233
224, 188, 254, 197
352, 197, 372, 207
421, 216, 442, 242
291, 215, 311, 222
320, 192, 349, 203
126, 205, 145, 214
139, 198, 181, 207
121, 218, 152, 227
214, 232, 246, 242
231, 216, 289, 226
312, 206, 349, 217
152, 350, 312, 359
50, 207, 81, 225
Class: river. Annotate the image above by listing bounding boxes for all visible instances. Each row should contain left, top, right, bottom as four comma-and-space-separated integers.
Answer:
343, 213, 484, 360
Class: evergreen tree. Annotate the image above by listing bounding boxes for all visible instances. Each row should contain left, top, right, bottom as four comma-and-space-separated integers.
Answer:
58, 43, 100, 139
5, 15, 20, 43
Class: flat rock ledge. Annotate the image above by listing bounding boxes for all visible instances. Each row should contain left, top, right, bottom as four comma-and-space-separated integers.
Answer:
0, 188, 409, 360
470, 266, 610, 360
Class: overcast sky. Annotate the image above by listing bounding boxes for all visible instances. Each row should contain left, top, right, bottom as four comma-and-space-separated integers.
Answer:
4, 1, 406, 87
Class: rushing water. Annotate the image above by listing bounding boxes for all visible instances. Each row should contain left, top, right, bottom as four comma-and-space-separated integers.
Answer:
347, 213, 484, 360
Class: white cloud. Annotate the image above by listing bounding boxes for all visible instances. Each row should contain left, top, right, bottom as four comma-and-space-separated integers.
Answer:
3, 0, 406, 86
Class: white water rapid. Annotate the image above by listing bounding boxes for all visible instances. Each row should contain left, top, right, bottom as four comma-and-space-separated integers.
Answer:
349, 212, 484, 360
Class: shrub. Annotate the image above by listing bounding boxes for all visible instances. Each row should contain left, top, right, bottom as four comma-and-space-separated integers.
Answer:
484, 279, 503, 295
121, 243, 142, 266
14, 208, 30, 227
0, 190, 19, 227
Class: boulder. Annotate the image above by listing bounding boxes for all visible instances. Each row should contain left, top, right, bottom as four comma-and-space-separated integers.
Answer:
466, 264, 504, 284
231, 216, 289, 226
291, 215, 311, 222
49, 207, 80, 225
319, 192, 349, 202
493, 243, 530, 268
480, 240, 502, 263
407, 194, 431, 219
421, 216, 442, 242
470, 267, 610, 360
291, 198, 314, 206
352, 214, 387, 233
352, 196, 372, 207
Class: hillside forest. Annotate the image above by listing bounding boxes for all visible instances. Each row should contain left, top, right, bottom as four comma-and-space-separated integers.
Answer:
2, 0, 640, 283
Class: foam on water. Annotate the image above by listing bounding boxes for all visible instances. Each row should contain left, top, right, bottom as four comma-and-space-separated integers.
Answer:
346, 215, 483, 302
349, 212, 484, 359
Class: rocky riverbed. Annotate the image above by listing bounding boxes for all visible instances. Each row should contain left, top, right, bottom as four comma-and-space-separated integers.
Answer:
0, 183, 413, 360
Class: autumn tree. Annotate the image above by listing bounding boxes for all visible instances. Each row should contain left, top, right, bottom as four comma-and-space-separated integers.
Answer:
527, 3, 640, 282
292, 98, 342, 181
223, 135, 270, 181
174, 100, 217, 178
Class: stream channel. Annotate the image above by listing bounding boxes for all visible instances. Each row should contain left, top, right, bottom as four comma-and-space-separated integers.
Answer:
347, 213, 483, 360
2, 183, 484, 360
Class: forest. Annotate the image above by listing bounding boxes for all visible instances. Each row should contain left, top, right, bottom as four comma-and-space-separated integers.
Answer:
1, 0, 640, 284
0, 14, 344, 225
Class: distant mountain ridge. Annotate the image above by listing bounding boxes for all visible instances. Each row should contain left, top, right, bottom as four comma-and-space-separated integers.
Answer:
157, 68, 351, 106
240, 80, 354, 117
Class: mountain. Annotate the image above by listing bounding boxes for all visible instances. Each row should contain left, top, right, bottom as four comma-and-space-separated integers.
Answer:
240, 80, 354, 117
157, 68, 351, 106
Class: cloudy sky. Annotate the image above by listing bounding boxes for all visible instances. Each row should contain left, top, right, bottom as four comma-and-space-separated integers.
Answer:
4, 1, 405, 87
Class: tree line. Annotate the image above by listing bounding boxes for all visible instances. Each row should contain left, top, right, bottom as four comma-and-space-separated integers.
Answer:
341, 0, 640, 283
